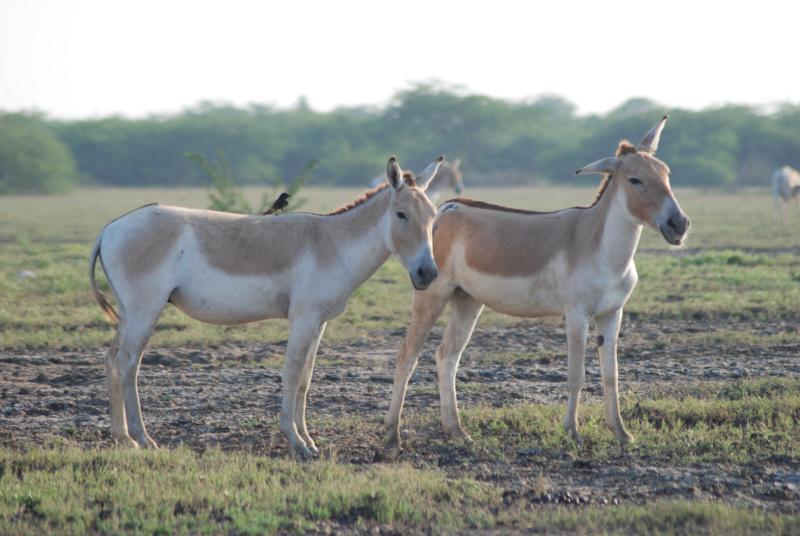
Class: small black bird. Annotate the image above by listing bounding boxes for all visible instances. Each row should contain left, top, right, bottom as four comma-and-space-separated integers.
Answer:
262, 192, 291, 215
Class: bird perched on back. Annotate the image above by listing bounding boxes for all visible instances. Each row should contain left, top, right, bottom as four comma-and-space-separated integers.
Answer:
262, 192, 291, 215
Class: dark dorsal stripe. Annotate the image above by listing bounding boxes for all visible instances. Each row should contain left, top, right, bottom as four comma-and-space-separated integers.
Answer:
443, 175, 614, 216
442, 198, 550, 215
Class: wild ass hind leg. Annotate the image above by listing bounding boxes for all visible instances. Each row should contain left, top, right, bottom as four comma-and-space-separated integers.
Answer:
563, 312, 589, 446
595, 308, 634, 450
436, 290, 483, 441
385, 284, 452, 449
118, 303, 166, 449
280, 314, 324, 458
293, 322, 327, 457
104, 330, 138, 448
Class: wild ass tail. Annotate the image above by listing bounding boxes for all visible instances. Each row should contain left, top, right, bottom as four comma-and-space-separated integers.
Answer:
89, 233, 119, 324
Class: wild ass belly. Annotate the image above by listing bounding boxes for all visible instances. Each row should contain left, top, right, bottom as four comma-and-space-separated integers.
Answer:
170, 268, 292, 325
456, 262, 564, 318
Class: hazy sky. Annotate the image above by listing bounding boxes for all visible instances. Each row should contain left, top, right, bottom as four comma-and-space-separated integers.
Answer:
1, 0, 798, 119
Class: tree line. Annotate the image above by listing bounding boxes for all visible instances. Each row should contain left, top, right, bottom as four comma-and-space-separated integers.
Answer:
2, 84, 800, 194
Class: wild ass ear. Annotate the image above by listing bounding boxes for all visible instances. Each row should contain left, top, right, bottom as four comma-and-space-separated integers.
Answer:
574, 156, 620, 176
417, 155, 445, 191
386, 156, 403, 190
637, 115, 669, 155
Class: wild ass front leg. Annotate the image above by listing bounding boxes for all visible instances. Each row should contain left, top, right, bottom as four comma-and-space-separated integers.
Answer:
293, 322, 327, 457
563, 313, 589, 445
436, 293, 483, 441
385, 289, 449, 449
595, 309, 634, 447
280, 316, 323, 458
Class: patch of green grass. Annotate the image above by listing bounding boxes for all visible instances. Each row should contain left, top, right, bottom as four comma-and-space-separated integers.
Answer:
498, 501, 800, 536
442, 378, 800, 465
2, 380, 798, 534
628, 250, 800, 320
1, 447, 796, 535
0, 447, 494, 535
653, 328, 800, 351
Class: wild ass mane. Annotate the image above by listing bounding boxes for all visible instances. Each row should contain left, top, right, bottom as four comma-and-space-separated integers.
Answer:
325, 172, 418, 216
325, 183, 391, 216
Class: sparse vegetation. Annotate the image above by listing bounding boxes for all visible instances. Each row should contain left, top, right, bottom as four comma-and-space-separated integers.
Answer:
186, 150, 315, 214
1, 380, 799, 534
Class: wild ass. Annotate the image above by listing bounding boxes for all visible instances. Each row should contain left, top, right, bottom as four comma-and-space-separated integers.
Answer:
385, 116, 690, 449
772, 165, 800, 223
90, 156, 442, 457
372, 158, 464, 202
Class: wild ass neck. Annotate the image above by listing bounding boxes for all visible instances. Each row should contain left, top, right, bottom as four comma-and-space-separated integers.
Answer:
593, 178, 643, 273
325, 187, 393, 289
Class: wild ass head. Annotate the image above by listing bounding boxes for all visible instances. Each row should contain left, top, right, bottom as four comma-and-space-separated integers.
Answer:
439, 158, 465, 194
575, 115, 691, 246
384, 156, 441, 289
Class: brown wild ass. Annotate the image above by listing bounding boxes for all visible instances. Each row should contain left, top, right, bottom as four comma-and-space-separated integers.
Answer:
385, 116, 690, 449
90, 156, 443, 457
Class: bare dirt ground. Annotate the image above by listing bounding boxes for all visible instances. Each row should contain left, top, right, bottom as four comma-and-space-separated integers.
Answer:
2, 318, 799, 515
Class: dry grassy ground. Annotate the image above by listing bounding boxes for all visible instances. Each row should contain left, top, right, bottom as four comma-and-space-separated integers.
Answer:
1, 186, 799, 534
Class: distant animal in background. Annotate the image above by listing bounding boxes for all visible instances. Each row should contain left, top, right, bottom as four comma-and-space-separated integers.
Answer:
371, 158, 464, 202
262, 192, 291, 215
772, 166, 800, 223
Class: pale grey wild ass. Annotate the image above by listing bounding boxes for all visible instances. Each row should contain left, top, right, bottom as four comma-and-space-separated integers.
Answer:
90, 156, 443, 457
385, 116, 691, 449
772, 165, 800, 223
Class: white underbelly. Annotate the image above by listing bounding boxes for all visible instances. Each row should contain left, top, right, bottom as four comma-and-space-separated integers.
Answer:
457, 266, 564, 318
170, 266, 290, 325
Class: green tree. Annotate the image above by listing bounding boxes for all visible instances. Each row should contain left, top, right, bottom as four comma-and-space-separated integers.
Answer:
0, 113, 78, 194
39, 87, 800, 189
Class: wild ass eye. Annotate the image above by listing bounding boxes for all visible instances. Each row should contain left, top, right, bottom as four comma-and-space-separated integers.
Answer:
396, 212, 407, 221
628, 178, 643, 186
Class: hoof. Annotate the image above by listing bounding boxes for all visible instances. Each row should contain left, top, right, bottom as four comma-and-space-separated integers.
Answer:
133, 434, 159, 449
114, 435, 140, 449
293, 443, 316, 459
565, 427, 583, 448
618, 431, 635, 449
384, 433, 403, 452
301, 436, 319, 457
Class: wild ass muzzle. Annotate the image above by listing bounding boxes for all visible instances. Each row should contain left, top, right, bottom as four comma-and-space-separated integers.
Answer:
90, 156, 443, 457
385, 116, 690, 450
